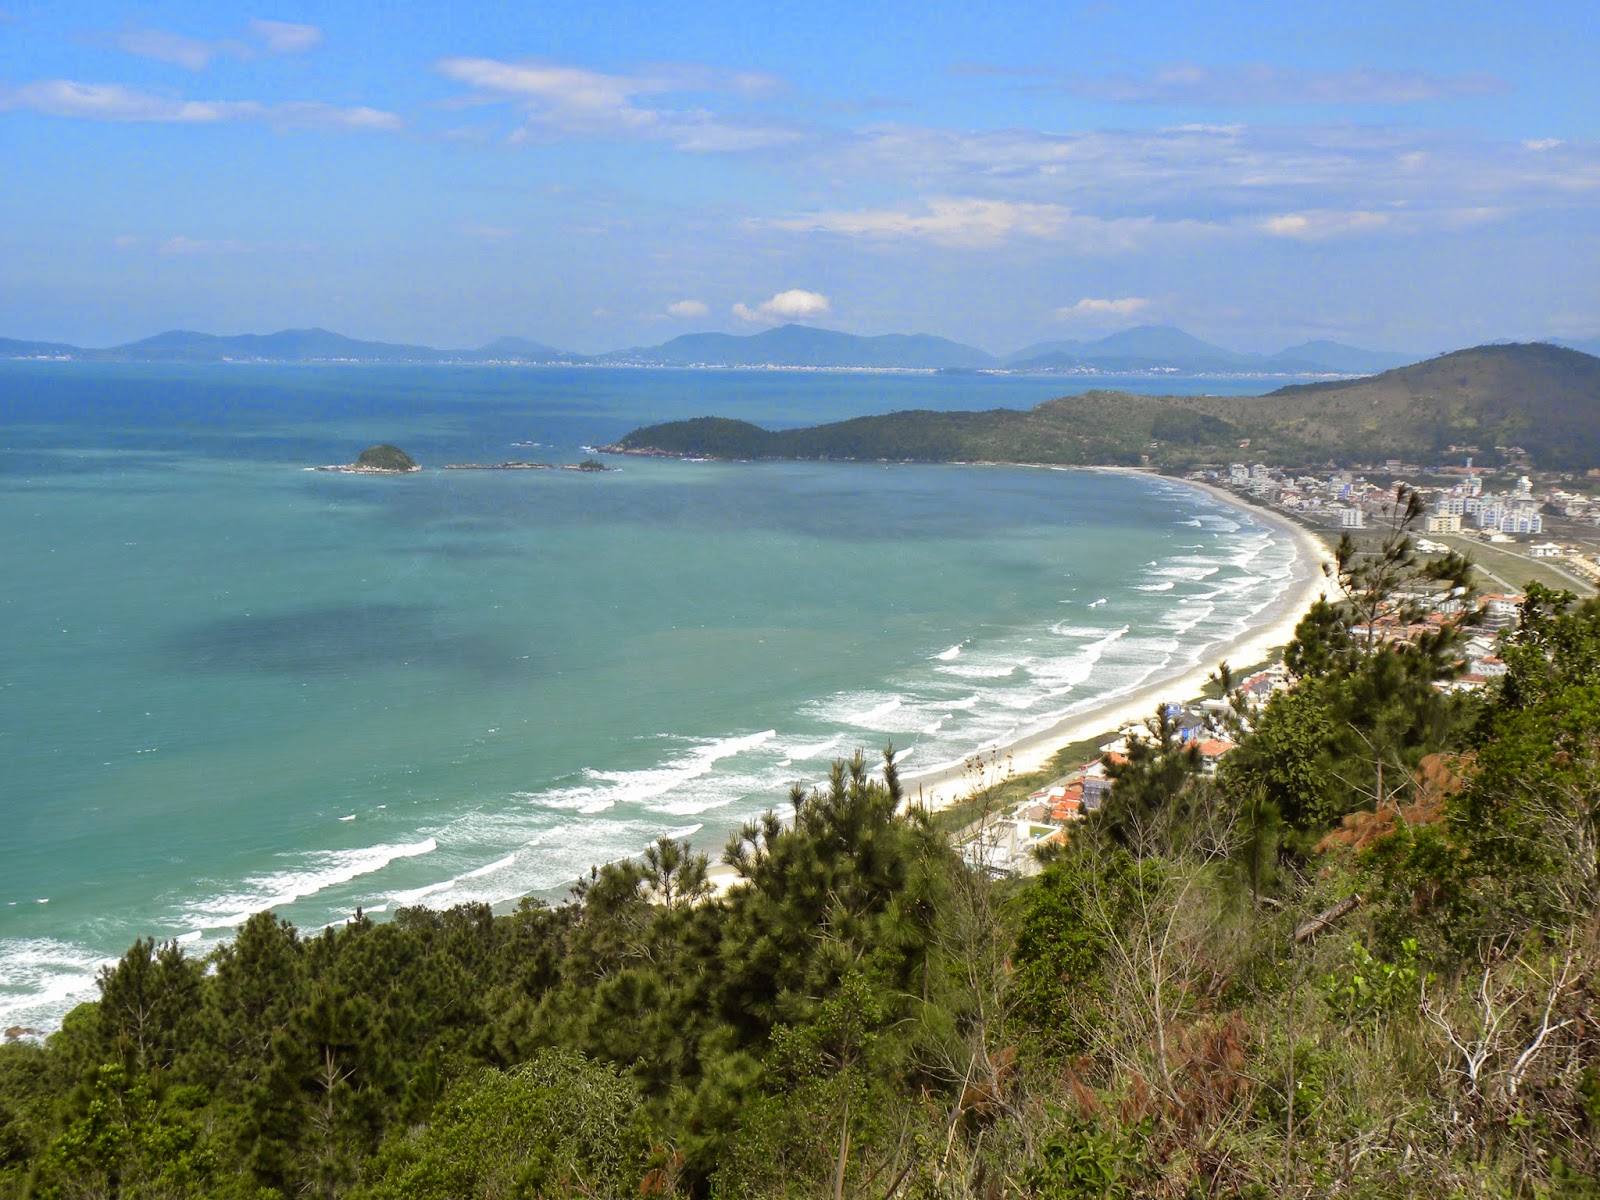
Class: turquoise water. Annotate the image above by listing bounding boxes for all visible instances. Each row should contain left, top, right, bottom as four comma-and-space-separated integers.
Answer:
0, 364, 1301, 1028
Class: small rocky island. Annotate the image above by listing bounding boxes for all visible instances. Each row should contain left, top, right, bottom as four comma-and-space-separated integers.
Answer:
309, 444, 422, 474
440, 457, 613, 472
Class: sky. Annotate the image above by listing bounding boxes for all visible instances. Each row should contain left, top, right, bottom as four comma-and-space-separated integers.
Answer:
1, 1, 1597, 355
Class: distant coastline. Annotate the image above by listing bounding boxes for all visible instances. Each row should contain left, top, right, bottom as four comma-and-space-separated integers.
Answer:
0, 321, 1422, 375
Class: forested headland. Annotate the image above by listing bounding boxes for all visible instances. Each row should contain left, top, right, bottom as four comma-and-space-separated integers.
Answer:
3, 516, 1600, 1198
609, 343, 1600, 471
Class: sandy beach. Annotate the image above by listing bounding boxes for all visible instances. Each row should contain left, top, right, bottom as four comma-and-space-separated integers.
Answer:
893, 472, 1339, 812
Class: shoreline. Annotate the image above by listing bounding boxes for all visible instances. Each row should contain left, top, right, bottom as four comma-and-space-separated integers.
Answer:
890, 470, 1339, 812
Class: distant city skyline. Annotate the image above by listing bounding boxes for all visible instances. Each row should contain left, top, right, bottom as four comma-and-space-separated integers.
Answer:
1, 1, 1596, 354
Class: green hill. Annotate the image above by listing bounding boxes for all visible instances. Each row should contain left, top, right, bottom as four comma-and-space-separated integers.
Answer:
1237, 342, 1600, 468
613, 343, 1600, 470
355, 444, 420, 472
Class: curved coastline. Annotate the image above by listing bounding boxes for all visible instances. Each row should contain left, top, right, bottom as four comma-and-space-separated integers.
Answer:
891, 469, 1338, 811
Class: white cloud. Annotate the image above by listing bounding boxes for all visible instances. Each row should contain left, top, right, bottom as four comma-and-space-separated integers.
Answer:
667, 299, 709, 318
1055, 297, 1152, 320
0, 81, 401, 130
1260, 210, 1394, 239
757, 196, 1215, 251
732, 289, 832, 323
99, 21, 320, 70
434, 56, 799, 152
1258, 206, 1508, 241
156, 236, 316, 255
112, 234, 139, 249
967, 60, 1508, 106
828, 123, 1600, 238
248, 19, 323, 55
1524, 138, 1563, 152
760, 197, 1070, 247
108, 29, 221, 71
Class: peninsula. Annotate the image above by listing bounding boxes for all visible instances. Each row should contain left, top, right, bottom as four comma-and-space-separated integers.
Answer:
605, 343, 1600, 472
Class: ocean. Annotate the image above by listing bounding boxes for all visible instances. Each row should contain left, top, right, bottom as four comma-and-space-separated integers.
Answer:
0, 362, 1304, 1030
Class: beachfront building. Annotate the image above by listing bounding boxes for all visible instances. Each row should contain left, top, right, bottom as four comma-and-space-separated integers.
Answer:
1340, 506, 1366, 529
1478, 593, 1525, 633
1195, 739, 1236, 777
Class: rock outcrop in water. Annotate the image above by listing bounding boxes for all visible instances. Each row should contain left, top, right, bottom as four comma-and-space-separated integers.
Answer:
309, 444, 421, 473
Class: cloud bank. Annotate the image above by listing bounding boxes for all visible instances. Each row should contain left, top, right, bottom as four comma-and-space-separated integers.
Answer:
434, 56, 796, 152
0, 81, 400, 130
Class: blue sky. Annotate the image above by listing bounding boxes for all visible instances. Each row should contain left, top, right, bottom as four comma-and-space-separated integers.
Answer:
1, 1, 1596, 354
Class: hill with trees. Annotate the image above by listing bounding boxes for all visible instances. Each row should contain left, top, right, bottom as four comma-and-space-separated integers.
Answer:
612, 343, 1600, 470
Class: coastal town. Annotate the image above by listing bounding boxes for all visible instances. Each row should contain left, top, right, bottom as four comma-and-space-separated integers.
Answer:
959, 453, 1600, 878
1200, 457, 1600, 590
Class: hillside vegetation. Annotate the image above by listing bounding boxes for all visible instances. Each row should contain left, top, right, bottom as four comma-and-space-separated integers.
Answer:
613, 344, 1600, 470
3, 522, 1600, 1198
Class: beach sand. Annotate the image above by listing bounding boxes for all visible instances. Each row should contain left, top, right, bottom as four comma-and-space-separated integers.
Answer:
893, 472, 1339, 812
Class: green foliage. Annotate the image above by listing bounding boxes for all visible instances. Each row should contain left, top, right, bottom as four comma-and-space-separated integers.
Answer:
361, 1051, 643, 1200
1367, 591, 1600, 957
1023, 1115, 1143, 1200
1224, 686, 1340, 828
1009, 845, 1147, 1054
33, 1066, 231, 1200
1319, 939, 1427, 1029
1098, 705, 1204, 854
6, 687, 1600, 1200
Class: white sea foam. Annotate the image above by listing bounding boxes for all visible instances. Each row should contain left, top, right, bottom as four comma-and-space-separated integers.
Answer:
0, 938, 117, 1032
391, 851, 523, 908
933, 643, 963, 661
1160, 601, 1217, 636
934, 660, 1018, 680
780, 733, 846, 761
534, 729, 779, 814
1049, 623, 1111, 638
1135, 581, 1176, 591
843, 697, 903, 726
462, 853, 518, 880
182, 838, 438, 931
1026, 625, 1128, 694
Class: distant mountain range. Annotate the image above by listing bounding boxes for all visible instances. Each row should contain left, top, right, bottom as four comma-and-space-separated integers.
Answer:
0, 322, 1426, 375
594, 325, 998, 370
611, 343, 1600, 472
1000, 327, 1414, 375
0, 328, 571, 365
5, 322, 1596, 377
